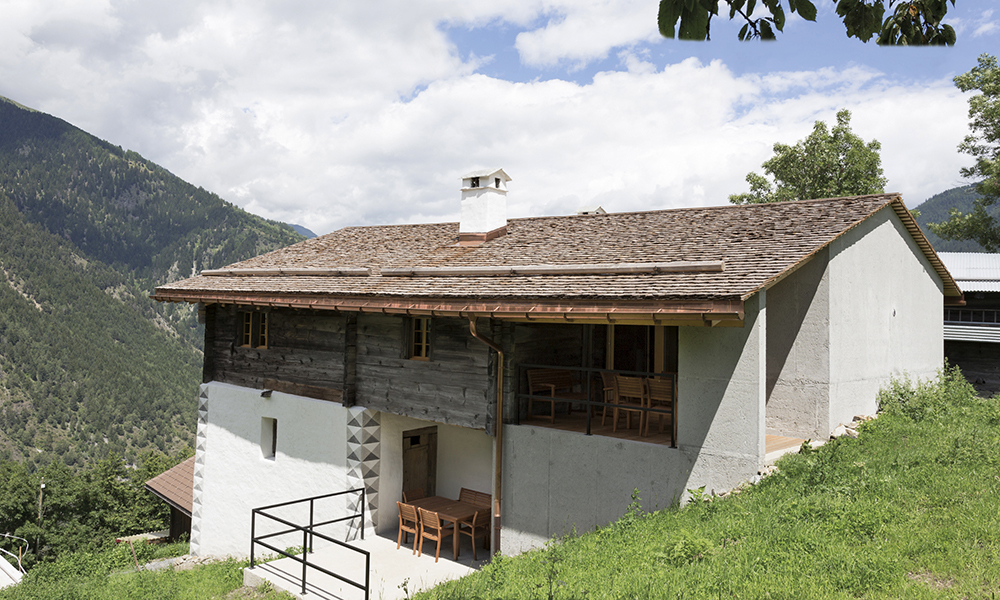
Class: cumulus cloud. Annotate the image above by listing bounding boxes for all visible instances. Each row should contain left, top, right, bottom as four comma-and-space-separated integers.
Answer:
0, 0, 985, 235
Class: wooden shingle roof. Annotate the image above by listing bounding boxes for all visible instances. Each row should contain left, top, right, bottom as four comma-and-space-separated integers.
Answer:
153, 194, 960, 325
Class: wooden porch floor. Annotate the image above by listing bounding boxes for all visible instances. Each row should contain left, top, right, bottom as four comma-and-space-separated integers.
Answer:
522, 409, 806, 459
521, 408, 675, 445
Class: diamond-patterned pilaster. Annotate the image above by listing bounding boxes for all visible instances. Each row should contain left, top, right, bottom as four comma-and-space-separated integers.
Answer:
190, 384, 210, 556
346, 407, 380, 539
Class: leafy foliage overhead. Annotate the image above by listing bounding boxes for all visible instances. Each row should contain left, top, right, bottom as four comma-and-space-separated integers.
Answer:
658, 0, 956, 44
729, 109, 886, 205
928, 55, 1000, 251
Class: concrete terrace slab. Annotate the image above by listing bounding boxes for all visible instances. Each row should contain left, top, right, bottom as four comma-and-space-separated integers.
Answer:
244, 531, 488, 600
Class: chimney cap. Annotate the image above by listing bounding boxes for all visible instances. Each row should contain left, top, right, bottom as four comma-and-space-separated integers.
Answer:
460, 168, 511, 182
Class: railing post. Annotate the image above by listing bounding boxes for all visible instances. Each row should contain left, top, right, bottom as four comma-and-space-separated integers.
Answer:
364, 551, 371, 600
250, 510, 256, 568
584, 370, 592, 435
309, 498, 315, 553
360, 487, 366, 540
301, 528, 308, 596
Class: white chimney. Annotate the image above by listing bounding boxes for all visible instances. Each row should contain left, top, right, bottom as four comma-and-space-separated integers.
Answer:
459, 168, 511, 245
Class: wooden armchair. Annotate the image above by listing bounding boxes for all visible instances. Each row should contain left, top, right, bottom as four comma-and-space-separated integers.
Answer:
458, 510, 491, 561
402, 488, 425, 503
612, 375, 646, 433
526, 369, 586, 423
417, 508, 455, 562
644, 377, 676, 441
396, 501, 419, 554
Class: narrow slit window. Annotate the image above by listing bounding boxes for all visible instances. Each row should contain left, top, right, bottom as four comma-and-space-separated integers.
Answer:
411, 317, 430, 360
261, 417, 277, 460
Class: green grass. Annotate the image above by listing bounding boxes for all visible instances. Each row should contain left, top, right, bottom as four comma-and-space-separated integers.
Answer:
0, 541, 293, 600
419, 368, 1000, 599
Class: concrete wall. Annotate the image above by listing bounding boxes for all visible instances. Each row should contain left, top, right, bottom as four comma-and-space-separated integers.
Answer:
378, 413, 493, 536
500, 293, 767, 554
194, 382, 350, 557
827, 206, 944, 429
765, 248, 832, 439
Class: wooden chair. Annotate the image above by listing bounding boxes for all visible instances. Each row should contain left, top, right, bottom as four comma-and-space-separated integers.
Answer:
460, 488, 492, 510
644, 377, 675, 440
526, 369, 585, 423
612, 375, 646, 433
396, 501, 419, 553
599, 371, 617, 426
402, 488, 425, 503
458, 510, 491, 561
417, 508, 455, 562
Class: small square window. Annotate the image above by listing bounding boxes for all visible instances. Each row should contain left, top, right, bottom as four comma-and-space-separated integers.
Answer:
261, 417, 277, 460
470, 176, 480, 188
240, 311, 269, 348
411, 317, 430, 360
495, 177, 501, 188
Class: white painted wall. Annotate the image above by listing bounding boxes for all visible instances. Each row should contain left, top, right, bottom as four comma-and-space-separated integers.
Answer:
378, 413, 493, 536
460, 188, 507, 233
827, 206, 944, 429
195, 382, 351, 557
501, 293, 767, 554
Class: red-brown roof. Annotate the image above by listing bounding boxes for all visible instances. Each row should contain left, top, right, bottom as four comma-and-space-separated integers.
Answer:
144, 457, 194, 516
152, 194, 960, 322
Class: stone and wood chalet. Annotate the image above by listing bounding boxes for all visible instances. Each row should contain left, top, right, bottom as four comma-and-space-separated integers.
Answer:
153, 169, 961, 558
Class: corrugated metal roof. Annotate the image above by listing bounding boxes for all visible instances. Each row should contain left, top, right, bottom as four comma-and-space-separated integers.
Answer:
952, 281, 1000, 293
938, 252, 1000, 282
944, 324, 1000, 343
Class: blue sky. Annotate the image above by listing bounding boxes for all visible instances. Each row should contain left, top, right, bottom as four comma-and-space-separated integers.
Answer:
1, 1, 997, 234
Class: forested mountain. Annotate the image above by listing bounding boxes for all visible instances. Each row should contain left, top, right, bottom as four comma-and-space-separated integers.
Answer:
913, 184, 996, 253
0, 96, 305, 469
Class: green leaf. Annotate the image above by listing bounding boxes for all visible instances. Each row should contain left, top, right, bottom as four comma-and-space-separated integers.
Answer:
739, 22, 749, 41
794, 0, 817, 21
658, 0, 684, 38
759, 19, 775, 40
678, 4, 711, 40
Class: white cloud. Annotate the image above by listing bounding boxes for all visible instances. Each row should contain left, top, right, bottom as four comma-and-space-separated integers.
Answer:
514, 0, 660, 68
0, 0, 980, 236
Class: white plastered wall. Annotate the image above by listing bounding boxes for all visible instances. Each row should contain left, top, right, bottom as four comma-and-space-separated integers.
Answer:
194, 381, 350, 557
378, 413, 493, 536
501, 293, 766, 554
827, 206, 944, 429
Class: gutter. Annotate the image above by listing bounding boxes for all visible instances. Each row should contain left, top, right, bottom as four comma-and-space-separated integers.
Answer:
468, 318, 504, 555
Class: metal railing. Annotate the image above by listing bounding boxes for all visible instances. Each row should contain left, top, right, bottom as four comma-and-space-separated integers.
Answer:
515, 364, 678, 448
250, 487, 370, 599
944, 308, 1000, 326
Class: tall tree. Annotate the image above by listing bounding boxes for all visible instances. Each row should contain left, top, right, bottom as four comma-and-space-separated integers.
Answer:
929, 55, 1000, 250
729, 109, 886, 204
658, 0, 956, 45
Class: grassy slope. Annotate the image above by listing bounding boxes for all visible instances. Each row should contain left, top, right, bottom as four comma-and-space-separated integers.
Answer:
422, 370, 1000, 599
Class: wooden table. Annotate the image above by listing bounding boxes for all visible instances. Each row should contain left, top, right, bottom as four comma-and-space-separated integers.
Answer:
409, 496, 480, 560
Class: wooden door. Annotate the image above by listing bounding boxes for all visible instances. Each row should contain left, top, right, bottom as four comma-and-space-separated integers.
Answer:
402, 426, 437, 497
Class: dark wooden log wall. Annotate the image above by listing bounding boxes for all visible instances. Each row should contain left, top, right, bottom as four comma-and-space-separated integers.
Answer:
355, 315, 492, 430
204, 305, 347, 401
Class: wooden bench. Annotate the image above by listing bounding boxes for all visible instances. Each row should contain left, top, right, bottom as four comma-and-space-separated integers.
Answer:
526, 369, 587, 423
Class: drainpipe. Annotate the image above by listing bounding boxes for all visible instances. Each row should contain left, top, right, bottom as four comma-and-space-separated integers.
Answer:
468, 317, 503, 555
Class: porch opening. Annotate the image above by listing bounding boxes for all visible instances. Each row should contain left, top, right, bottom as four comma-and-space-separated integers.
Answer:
512, 323, 679, 447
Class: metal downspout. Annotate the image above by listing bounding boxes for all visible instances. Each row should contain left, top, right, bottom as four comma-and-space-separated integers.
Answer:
468, 317, 503, 555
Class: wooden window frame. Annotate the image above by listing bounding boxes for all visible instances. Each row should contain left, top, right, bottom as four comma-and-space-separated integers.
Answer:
410, 317, 431, 361
240, 311, 269, 349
